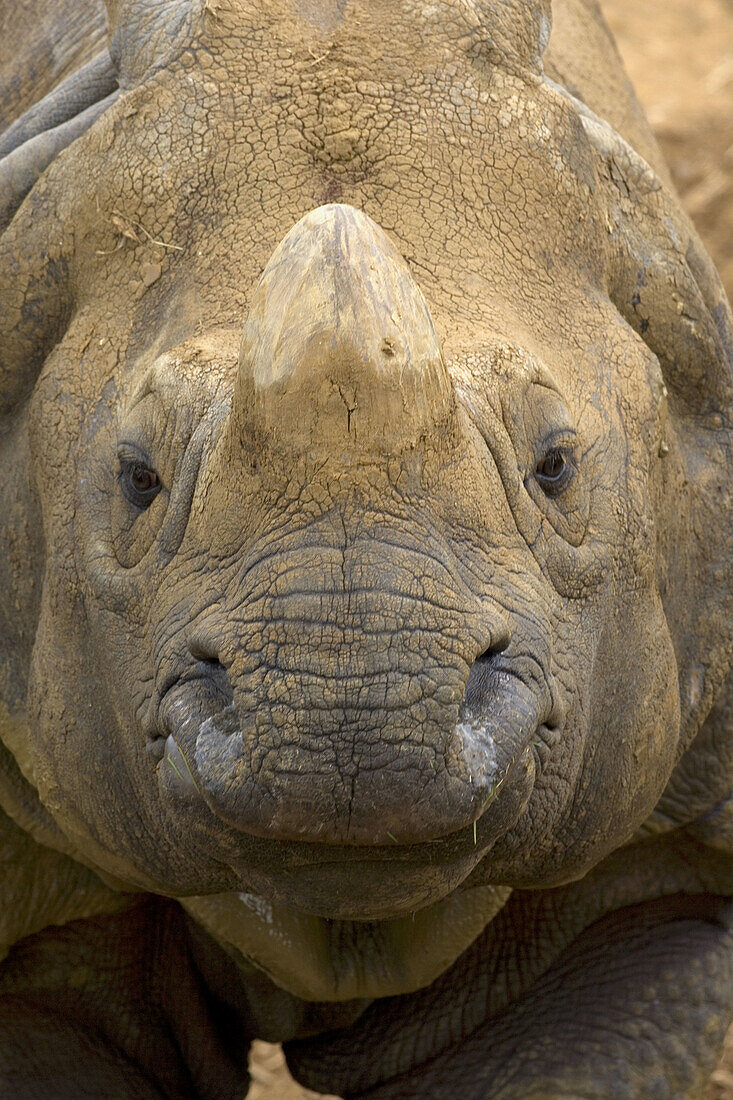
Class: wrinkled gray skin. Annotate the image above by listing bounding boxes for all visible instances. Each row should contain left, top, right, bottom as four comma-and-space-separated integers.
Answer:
0, 1, 732, 1097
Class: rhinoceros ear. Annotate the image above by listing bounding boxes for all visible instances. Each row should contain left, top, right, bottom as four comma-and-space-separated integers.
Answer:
470, 0, 552, 73
580, 111, 733, 419
103, 0, 203, 87
0, 29, 121, 407
580, 106, 733, 820
547, 83, 733, 418
0, 49, 119, 231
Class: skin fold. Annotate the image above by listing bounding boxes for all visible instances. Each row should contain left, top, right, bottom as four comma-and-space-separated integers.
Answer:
0, 1, 731, 1097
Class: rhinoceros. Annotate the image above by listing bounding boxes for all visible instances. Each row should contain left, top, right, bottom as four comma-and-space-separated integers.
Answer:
0, 0, 731, 1096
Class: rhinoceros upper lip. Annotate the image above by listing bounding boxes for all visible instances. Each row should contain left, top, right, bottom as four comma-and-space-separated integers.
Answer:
158, 721, 553, 920
150, 648, 560, 854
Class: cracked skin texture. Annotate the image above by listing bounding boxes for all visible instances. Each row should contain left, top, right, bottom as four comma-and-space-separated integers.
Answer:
0, 0, 732, 1097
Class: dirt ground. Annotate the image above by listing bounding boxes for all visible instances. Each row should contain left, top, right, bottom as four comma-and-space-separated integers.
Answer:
247, 2, 733, 1096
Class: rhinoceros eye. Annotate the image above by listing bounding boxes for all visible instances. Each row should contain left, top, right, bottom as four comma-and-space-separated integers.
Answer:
535, 447, 574, 497
119, 457, 162, 509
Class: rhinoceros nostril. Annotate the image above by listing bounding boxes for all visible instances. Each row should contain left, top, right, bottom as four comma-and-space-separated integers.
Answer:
196, 654, 228, 678
188, 636, 223, 664
154, 644, 235, 756
186, 641, 234, 706
475, 632, 511, 663
463, 632, 512, 709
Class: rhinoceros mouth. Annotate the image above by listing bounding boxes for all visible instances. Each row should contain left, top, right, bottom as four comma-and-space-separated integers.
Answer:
155, 732, 548, 920
147, 652, 560, 917
153, 732, 544, 920
152, 658, 555, 823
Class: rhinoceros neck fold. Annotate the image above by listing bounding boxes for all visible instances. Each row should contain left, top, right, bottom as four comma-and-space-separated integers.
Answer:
0, 704, 77, 857
182, 880, 511, 1002
0, 704, 138, 959
0, 702, 147, 897
231, 203, 454, 454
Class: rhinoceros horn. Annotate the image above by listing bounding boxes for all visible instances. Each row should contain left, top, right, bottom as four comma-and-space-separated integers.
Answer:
231, 204, 455, 455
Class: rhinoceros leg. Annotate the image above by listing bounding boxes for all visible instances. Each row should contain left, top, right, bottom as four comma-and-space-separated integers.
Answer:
0, 899, 249, 1100
353, 894, 733, 1100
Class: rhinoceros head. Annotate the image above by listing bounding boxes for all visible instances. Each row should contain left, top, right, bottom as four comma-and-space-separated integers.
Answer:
1, 0, 731, 998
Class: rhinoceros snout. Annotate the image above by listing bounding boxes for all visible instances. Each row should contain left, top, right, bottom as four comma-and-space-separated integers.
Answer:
146, 202, 552, 853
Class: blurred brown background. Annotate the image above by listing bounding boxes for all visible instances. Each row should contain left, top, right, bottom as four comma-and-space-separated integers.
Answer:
247, 1, 733, 1096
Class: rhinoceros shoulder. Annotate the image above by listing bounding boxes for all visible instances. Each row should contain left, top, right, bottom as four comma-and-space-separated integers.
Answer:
0, 703, 135, 955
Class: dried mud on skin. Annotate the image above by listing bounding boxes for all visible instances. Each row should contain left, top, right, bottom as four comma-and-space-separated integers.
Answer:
242, 1, 733, 1096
